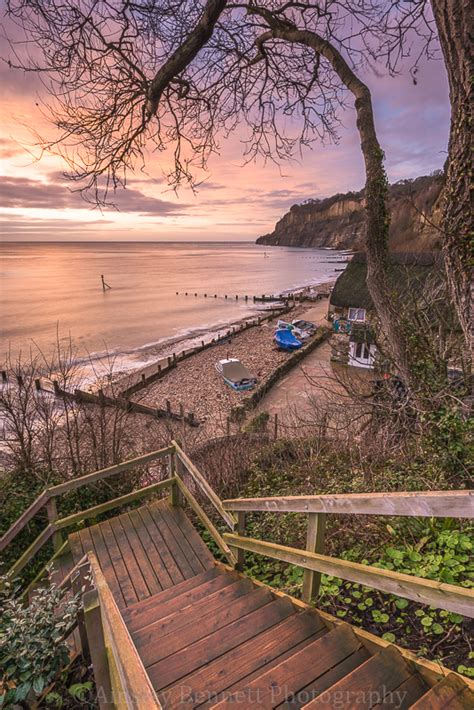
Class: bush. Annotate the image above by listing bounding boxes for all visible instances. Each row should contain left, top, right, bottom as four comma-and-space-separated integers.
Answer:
0, 577, 81, 708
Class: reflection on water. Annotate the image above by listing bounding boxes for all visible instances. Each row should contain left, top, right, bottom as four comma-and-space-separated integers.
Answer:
1, 241, 341, 367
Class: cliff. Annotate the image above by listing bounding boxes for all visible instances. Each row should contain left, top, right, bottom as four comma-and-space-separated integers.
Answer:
256, 174, 443, 251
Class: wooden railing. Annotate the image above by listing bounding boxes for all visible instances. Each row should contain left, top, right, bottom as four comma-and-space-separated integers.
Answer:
83, 553, 162, 709
2, 441, 236, 583
222, 491, 474, 617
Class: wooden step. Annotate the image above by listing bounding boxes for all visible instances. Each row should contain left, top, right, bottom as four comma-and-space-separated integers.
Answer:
137, 586, 274, 668
209, 623, 367, 709
69, 500, 216, 610
154, 597, 300, 700
372, 674, 429, 709
134, 578, 257, 665
300, 645, 419, 709
159, 607, 325, 708
409, 674, 474, 709
123, 568, 233, 632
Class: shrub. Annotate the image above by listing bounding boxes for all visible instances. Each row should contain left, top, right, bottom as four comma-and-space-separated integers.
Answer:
0, 577, 81, 708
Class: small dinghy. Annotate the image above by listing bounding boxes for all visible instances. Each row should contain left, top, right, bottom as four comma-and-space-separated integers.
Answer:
215, 358, 257, 391
274, 328, 303, 351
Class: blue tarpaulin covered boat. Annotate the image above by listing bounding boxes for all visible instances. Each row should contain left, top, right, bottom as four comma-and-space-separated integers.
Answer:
274, 328, 302, 351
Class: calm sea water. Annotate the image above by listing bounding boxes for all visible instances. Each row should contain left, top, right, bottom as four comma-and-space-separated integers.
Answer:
1, 242, 341, 371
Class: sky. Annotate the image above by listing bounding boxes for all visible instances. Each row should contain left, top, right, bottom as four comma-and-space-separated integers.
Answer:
0, 10, 451, 243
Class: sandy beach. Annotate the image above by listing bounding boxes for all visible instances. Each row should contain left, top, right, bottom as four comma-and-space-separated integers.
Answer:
132, 289, 334, 435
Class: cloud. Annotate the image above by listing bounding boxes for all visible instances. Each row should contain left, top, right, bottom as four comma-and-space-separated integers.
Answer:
0, 174, 188, 215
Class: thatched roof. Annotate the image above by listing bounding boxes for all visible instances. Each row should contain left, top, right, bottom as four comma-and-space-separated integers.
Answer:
330, 252, 442, 310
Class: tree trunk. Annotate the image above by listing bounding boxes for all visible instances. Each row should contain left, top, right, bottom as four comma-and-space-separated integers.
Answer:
431, 0, 472, 370
259, 16, 422, 394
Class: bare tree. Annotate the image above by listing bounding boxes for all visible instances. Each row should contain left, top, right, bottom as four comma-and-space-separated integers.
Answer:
4, 1, 466, 397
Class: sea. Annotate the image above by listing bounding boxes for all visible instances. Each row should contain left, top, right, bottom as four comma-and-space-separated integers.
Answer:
0, 241, 343, 377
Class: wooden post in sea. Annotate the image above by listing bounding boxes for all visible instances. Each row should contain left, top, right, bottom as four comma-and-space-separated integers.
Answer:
101, 274, 111, 290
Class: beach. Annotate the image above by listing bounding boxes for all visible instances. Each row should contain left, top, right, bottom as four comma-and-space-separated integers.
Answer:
123, 289, 335, 437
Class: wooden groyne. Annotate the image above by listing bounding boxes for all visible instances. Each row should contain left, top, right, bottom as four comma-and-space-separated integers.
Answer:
111, 303, 293, 399
35, 379, 200, 427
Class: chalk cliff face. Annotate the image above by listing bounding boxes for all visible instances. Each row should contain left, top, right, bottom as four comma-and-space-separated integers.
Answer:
257, 175, 443, 251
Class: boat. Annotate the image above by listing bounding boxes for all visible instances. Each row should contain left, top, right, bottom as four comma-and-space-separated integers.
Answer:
292, 319, 318, 336
215, 358, 257, 391
276, 320, 310, 340
274, 328, 303, 351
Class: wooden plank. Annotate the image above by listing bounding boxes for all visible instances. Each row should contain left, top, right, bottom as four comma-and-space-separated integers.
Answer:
157, 503, 206, 576
136, 579, 256, 667
128, 508, 174, 591
374, 674, 428, 709
107, 515, 151, 601
159, 607, 319, 705
55, 478, 173, 529
121, 568, 222, 629
172, 506, 216, 569
173, 441, 236, 529
409, 675, 474, 710
211, 624, 361, 709
277, 648, 371, 710
98, 520, 139, 606
302, 646, 414, 708
119, 512, 163, 597
175, 476, 237, 567
147, 502, 196, 579
124, 571, 238, 634
223, 491, 474, 518
136, 506, 186, 586
87, 525, 127, 609
224, 534, 474, 618
87, 553, 162, 709
0, 490, 49, 552
152, 597, 299, 694
141, 587, 273, 667
302, 513, 326, 603
48, 445, 174, 496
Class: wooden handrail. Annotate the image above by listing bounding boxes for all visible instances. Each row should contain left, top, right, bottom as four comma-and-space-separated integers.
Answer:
223, 490, 474, 518
55, 478, 174, 529
173, 440, 236, 529
87, 553, 162, 708
224, 533, 474, 618
0, 445, 174, 553
174, 475, 237, 566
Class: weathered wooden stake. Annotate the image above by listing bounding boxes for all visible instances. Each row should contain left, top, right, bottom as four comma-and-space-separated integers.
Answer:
226, 417, 231, 437
236, 512, 246, 571
166, 399, 171, 413
35, 378, 41, 391
274, 412, 278, 440
46, 498, 64, 552
302, 513, 327, 602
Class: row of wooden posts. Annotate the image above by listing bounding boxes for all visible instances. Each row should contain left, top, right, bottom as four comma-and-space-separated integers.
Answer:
176, 292, 282, 302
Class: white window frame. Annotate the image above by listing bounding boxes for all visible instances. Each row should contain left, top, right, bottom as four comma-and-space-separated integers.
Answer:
348, 307, 366, 322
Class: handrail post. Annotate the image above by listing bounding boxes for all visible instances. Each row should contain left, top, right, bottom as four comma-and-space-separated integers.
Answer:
83, 587, 113, 709
302, 512, 326, 603
235, 512, 246, 571
168, 448, 182, 507
71, 560, 94, 660
46, 498, 64, 552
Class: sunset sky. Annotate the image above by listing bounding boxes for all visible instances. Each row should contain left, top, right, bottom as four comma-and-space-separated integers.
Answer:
0, 12, 451, 243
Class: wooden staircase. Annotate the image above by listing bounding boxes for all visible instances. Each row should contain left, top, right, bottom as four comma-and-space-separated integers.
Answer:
65, 500, 472, 709
2, 442, 473, 709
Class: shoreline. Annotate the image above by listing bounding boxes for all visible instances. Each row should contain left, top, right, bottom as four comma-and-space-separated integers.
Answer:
82, 276, 337, 388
